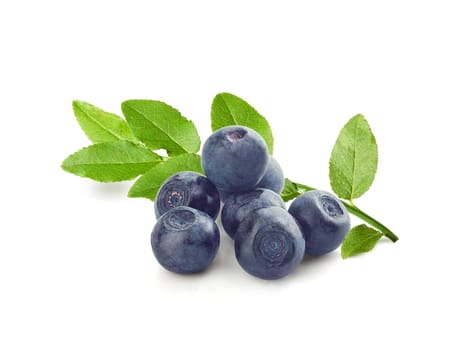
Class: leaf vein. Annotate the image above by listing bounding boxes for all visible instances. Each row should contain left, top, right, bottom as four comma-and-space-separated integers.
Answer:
127, 104, 190, 153
350, 117, 360, 202
75, 103, 124, 141
220, 95, 240, 125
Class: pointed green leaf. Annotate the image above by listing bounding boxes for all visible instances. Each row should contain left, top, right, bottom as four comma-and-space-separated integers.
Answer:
121, 100, 200, 156
329, 114, 378, 201
211, 92, 274, 154
61, 141, 162, 182
73, 100, 137, 143
341, 224, 383, 259
128, 153, 203, 200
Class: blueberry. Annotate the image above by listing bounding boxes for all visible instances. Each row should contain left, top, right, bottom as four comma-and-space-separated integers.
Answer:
221, 188, 286, 239
201, 126, 269, 192
288, 190, 351, 256
217, 188, 233, 203
234, 207, 305, 280
256, 157, 285, 194
151, 206, 220, 274
155, 171, 220, 219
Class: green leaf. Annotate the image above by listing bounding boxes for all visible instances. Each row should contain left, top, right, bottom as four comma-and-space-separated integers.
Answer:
121, 100, 200, 156
341, 224, 383, 259
281, 179, 300, 202
281, 178, 317, 202
72, 100, 137, 144
329, 114, 378, 201
61, 141, 162, 182
211, 92, 274, 154
128, 153, 203, 200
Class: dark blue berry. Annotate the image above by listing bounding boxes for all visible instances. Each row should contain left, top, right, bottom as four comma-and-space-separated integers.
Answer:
234, 207, 305, 280
256, 157, 285, 194
155, 171, 220, 219
221, 188, 285, 239
201, 126, 269, 192
288, 190, 351, 256
151, 206, 220, 274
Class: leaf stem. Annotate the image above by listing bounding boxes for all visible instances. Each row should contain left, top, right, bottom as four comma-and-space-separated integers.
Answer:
291, 181, 399, 242
340, 201, 398, 242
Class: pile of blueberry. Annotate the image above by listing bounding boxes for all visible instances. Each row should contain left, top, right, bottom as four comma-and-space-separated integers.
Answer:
151, 126, 351, 280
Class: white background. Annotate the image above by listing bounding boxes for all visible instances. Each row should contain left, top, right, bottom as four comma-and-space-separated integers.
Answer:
1, 1, 464, 349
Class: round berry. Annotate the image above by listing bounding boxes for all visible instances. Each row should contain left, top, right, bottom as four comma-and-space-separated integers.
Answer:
256, 157, 285, 194
234, 207, 305, 280
155, 171, 220, 219
221, 188, 285, 239
201, 126, 269, 192
288, 190, 351, 256
151, 206, 220, 274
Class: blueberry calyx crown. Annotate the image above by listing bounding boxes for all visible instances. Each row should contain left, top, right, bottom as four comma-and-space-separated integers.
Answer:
226, 128, 247, 142
254, 230, 294, 266
157, 181, 190, 213
321, 195, 343, 217
163, 208, 196, 230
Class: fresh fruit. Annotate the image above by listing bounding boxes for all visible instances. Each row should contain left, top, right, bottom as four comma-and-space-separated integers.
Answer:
155, 171, 220, 219
64, 94, 398, 270
288, 190, 350, 256
217, 188, 233, 203
256, 157, 284, 194
201, 126, 269, 192
151, 206, 220, 274
221, 188, 285, 239
234, 207, 305, 280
